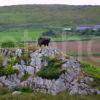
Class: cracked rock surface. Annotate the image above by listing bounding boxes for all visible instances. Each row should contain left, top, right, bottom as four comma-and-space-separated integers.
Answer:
0, 47, 100, 95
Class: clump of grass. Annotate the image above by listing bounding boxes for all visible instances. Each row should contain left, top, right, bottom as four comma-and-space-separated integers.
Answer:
0, 86, 10, 95
27, 45, 39, 52
37, 57, 65, 79
16, 42, 24, 47
8, 58, 18, 65
0, 57, 18, 76
0, 56, 3, 67
21, 52, 31, 65
1, 41, 15, 48
80, 62, 100, 89
15, 51, 31, 65
1, 64, 18, 76
15, 87, 33, 93
20, 73, 30, 82
80, 62, 100, 79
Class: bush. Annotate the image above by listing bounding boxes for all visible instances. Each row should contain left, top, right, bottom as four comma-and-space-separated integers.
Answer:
80, 62, 100, 90
8, 58, 17, 65
27, 45, 39, 52
15, 87, 33, 93
17, 42, 24, 47
37, 57, 65, 79
2, 64, 17, 76
42, 30, 55, 36
1, 41, 15, 48
20, 73, 30, 82
21, 52, 31, 65
14, 51, 31, 65
80, 62, 100, 79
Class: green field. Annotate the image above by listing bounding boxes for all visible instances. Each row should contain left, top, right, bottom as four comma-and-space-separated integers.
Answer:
0, 5, 100, 26
0, 89, 100, 100
0, 5, 100, 42
0, 30, 100, 42
51, 34, 100, 41
0, 30, 43, 42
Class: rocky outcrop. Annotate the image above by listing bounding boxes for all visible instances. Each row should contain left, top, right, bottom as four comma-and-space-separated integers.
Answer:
20, 76, 66, 95
0, 75, 20, 90
19, 60, 99, 95
30, 47, 63, 72
0, 47, 100, 95
0, 49, 15, 57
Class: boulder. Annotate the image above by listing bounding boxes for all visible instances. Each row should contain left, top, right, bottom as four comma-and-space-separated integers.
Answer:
15, 49, 22, 57
2, 58, 8, 67
12, 91, 22, 95
26, 66, 35, 75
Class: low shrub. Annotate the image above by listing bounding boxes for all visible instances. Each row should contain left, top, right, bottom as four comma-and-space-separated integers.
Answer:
14, 51, 31, 65
80, 62, 100, 79
15, 56, 21, 64
15, 87, 33, 93
27, 45, 39, 52
80, 62, 100, 89
37, 67, 64, 79
2, 64, 17, 76
21, 52, 31, 65
0, 56, 3, 67
8, 58, 17, 65
16, 42, 24, 47
20, 73, 30, 82
1, 41, 15, 48
37, 57, 65, 79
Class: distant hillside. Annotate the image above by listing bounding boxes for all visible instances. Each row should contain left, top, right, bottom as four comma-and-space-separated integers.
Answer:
0, 5, 100, 27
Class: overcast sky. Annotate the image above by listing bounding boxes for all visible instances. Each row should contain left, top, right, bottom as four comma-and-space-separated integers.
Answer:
0, 0, 100, 6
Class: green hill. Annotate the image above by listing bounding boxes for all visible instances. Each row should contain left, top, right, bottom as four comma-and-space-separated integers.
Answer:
0, 5, 100, 27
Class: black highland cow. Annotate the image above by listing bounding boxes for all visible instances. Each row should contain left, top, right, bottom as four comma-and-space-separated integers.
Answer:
38, 37, 51, 47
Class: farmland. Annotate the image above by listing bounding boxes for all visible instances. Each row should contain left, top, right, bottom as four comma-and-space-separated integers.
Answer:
0, 31, 100, 67
0, 30, 43, 42
0, 29, 100, 42
0, 5, 100, 26
50, 40, 100, 66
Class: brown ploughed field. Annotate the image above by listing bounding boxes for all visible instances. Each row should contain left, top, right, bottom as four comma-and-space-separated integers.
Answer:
50, 40, 100, 66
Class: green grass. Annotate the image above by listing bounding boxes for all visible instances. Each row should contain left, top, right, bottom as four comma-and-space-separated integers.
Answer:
15, 87, 33, 93
0, 5, 100, 42
67, 52, 100, 57
20, 73, 30, 82
1, 30, 100, 43
37, 57, 65, 79
0, 5, 100, 26
80, 62, 100, 90
1, 41, 15, 48
51, 34, 98, 41
80, 62, 100, 79
0, 86, 10, 95
0, 30, 43, 42
1, 64, 17, 76
0, 90, 100, 100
